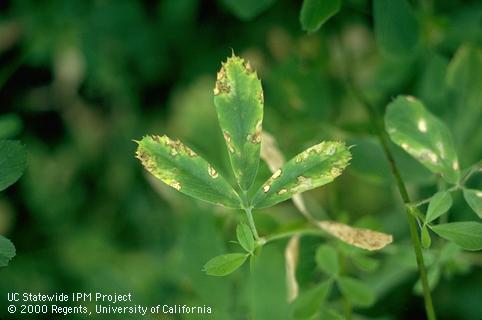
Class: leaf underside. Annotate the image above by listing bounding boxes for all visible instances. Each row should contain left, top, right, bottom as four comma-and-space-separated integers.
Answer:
136, 135, 241, 208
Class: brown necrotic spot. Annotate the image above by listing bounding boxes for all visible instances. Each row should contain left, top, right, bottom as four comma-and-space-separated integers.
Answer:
277, 189, 287, 195
208, 165, 219, 178
214, 64, 231, 95
223, 130, 235, 153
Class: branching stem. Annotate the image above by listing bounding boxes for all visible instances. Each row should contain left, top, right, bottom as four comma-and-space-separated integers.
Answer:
348, 82, 437, 320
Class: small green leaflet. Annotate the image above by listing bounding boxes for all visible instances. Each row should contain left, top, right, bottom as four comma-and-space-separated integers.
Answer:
421, 225, 431, 249
203, 253, 248, 276
252, 141, 351, 209
136, 135, 241, 208
291, 280, 332, 319
315, 245, 339, 277
0, 140, 27, 191
300, 0, 341, 33
337, 277, 375, 307
213, 54, 263, 191
0, 235, 16, 267
373, 0, 418, 58
425, 191, 453, 224
385, 96, 460, 184
221, 0, 277, 21
463, 189, 482, 218
430, 222, 482, 251
236, 223, 254, 253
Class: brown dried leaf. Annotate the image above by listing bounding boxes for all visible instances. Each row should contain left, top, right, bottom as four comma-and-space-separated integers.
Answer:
317, 221, 393, 251
285, 235, 300, 302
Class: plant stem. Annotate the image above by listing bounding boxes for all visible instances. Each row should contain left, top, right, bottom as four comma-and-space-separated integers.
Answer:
244, 207, 260, 241
349, 84, 437, 320
263, 227, 324, 244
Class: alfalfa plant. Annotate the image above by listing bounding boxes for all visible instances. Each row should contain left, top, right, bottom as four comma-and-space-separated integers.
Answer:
135, 54, 392, 278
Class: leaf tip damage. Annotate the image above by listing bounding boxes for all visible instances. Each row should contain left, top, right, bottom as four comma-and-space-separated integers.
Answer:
214, 54, 260, 97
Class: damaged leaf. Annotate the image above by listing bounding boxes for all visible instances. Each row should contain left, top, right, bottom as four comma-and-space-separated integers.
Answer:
136, 135, 241, 208
317, 221, 393, 251
252, 141, 351, 209
385, 96, 460, 184
213, 54, 264, 190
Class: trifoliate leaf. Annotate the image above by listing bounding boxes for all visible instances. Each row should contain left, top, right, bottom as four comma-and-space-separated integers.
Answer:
0, 140, 27, 191
213, 54, 263, 190
300, 0, 341, 33
203, 253, 248, 276
426, 191, 453, 223
236, 223, 255, 253
431, 222, 482, 251
252, 141, 351, 209
463, 189, 482, 218
385, 96, 460, 184
136, 135, 241, 208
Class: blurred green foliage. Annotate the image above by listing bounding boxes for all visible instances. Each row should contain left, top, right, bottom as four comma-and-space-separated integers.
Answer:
0, 0, 481, 319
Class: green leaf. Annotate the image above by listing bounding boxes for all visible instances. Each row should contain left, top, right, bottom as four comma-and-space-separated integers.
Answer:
315, 245, 339, 277
252, 141, 351, 209
292, 280, 332, 319
373, 0, 418, 58
0, 140, 27, 192
236, 223, 255, 253
385, 96, 460, 184
431, 222, 482, 251
300, 0, 341, 33
351, 255, 380, 272
213, 54, 263, 190
203, 253, 248, 276
337, 277, 375, 307
421, 225, 431, 249
425, 191, 453, 223
463, 189, 482, 218
220, 0, 276, 20
0, 235, 16, 267
136, 135, 241, 208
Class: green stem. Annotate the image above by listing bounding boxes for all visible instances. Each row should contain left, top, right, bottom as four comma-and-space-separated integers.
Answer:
349, 84, 437, 320
263, 227, 324, 244
244, 207, 260, 241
